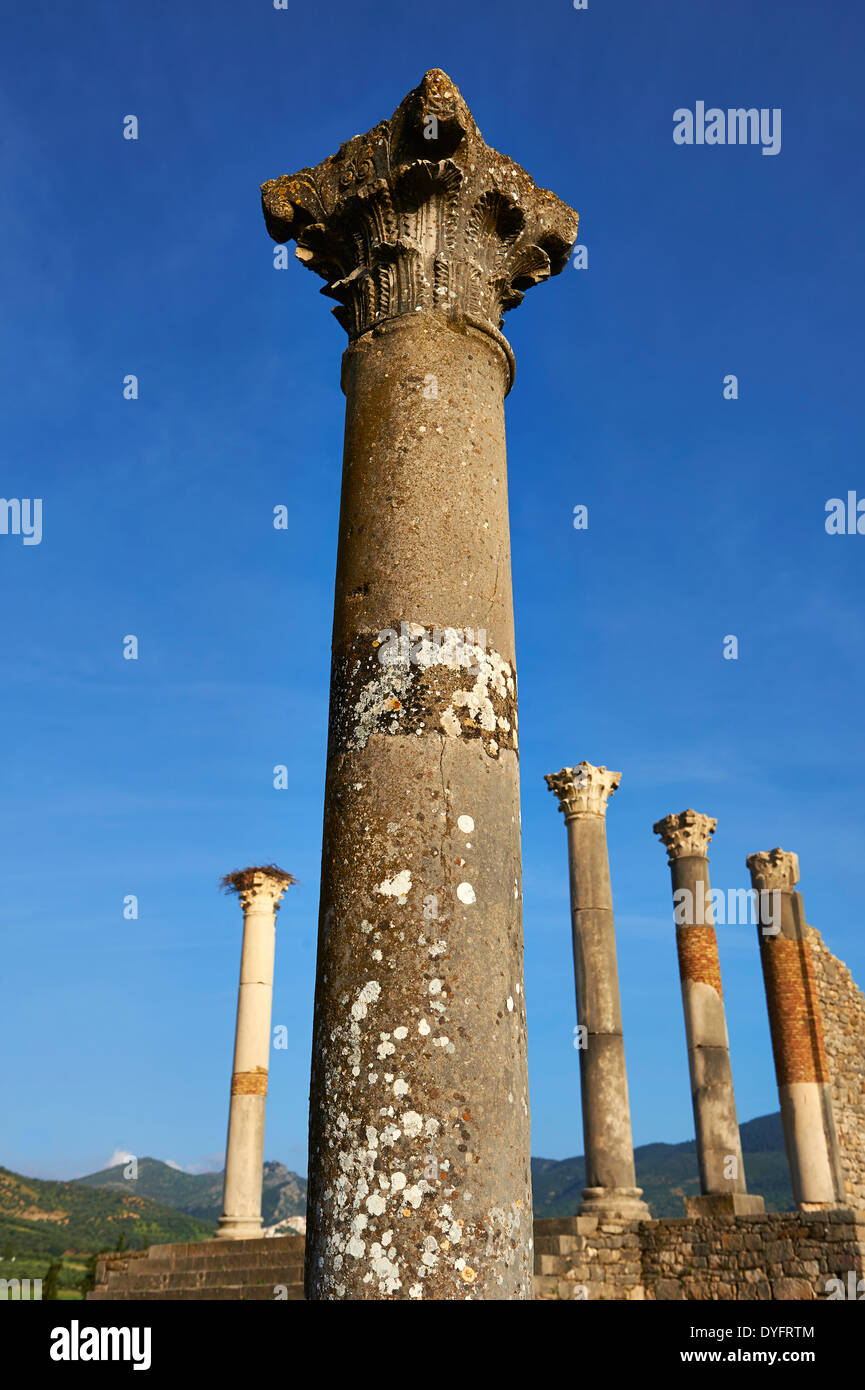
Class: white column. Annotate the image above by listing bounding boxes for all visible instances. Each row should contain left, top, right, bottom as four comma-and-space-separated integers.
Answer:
216, 867, 293, 1240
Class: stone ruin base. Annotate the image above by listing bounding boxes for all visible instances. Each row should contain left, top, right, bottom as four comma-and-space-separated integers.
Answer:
533, 1209, 865, 1300
88, 1211, 865, 1300
88, 1233, 304, 1301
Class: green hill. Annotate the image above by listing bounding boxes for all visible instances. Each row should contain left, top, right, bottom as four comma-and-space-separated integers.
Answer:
531, 1111, 793, 1218
75, 1158, 307, 1226
0, 1165, 212, 1259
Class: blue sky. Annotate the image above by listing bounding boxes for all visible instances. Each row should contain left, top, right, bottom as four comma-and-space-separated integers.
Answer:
2, 0, 864, 1183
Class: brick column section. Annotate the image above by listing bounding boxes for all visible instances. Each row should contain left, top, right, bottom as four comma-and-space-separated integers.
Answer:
747, 849, 846, 1209
261, 70, 579, 1298
216, 867, 294, 1240
653, 811, 764, 1216
545, 763, 650, 1219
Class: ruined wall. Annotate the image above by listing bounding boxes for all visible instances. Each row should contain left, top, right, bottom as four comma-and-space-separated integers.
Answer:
807, 925, 865, 1212
534, 1212, 865, 1301
91, 1214, 865, 1299
533, 1216, 644, 1300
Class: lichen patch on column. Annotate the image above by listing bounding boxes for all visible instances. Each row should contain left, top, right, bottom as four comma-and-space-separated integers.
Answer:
332, 632, 518, 758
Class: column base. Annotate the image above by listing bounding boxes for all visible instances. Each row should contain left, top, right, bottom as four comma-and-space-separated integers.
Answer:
684, 1193, 766, 1218
578, 1187, 651, 1220
214, 1215, 263, 1241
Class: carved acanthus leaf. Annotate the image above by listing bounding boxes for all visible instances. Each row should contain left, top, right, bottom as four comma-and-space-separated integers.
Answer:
261, 69, 579, 342
545, 762, 621, 820
653, 810, 717, 864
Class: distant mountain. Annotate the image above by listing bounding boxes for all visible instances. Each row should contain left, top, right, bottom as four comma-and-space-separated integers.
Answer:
76, 1120, 790, 1226
75, 1158, 307, 1226
0, 1166, 212, 1258
531, 1111, 793, 1218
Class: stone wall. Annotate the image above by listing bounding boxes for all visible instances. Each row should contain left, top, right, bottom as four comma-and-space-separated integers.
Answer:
534, 1211, 865, 1300
91, 1214, 865, 1300
807, 925, 865, 1212
89, 1233, 304, 1300
534, 1216, 644, 1300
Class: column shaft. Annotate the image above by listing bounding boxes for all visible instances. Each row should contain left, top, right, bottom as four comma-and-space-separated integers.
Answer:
671, 855, 748, 1196
217, 871, 290, 1239
567, 817, 641, 1206
548, 764, 649, 1220
652, 809, 764, 1216
748, 851, 844, 1209
307, 313, 531, 1299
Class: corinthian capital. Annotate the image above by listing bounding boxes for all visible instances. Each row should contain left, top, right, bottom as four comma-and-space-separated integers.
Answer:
261, 68, 579, 343
653, 809, 717, 864
746, 849, 800, 893
220, 865, 297, 914
544, 762, 621, 820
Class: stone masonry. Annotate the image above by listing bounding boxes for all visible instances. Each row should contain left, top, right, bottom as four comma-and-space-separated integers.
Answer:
533, 1211, 865, 1301
91, 1211, 865, 1300
807, 925, 865, 1212
89, 1234, 304, 1301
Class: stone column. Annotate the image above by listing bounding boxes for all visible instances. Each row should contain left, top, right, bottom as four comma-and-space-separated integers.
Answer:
747, 849, 845, 1209
262, 70, 578, 1299
216, 866, 294, 1240
653, 811, 764, 1216
544, 763, 649, 1219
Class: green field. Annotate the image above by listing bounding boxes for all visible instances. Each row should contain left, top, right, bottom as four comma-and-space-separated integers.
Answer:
0, 1163, 213, 1299
0, 1253, 90, 1301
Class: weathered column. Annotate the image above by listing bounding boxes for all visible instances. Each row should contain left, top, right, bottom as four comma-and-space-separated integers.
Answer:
653, 811, 764, 1216
747, 849, 845, 1209
544, 763, 649, 1219
262, 70, 578, 1299
216, 866, 294, 1239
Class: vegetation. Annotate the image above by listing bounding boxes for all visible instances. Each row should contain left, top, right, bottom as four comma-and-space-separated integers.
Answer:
0, 1251, 89, 1301
0, 1165, 213, 1260
0, 1158, 306, 1300
42, 1258, 62, 1300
